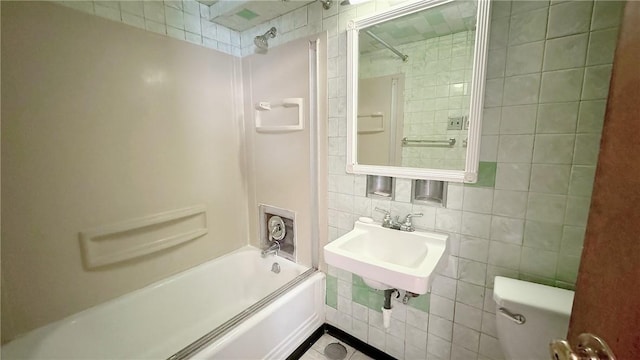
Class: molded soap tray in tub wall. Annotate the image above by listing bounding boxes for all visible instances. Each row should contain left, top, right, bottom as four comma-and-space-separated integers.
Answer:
255, 98, 304, 133
324, 220, 449, 294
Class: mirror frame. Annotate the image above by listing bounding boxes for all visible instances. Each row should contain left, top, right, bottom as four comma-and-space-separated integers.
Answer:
345, 0, 491, 182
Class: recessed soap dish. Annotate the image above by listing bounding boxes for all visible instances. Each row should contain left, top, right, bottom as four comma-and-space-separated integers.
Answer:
412, 180, 447, 207
366, 175, 395, 200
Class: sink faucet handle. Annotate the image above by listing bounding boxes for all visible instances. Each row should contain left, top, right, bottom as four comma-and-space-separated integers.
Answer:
400, 213, 423, 232
374, 207, 393, 228
404, 213, 423, 221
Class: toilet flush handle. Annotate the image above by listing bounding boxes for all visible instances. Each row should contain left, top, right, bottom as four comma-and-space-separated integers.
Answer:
498, 307, 526, 325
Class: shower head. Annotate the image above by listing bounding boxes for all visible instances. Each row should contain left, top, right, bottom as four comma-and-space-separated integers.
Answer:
254, 27, 277, 50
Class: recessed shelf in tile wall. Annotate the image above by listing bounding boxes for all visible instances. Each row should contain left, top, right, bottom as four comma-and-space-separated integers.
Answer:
366, 175, 395, 200
413, 180, 448, 207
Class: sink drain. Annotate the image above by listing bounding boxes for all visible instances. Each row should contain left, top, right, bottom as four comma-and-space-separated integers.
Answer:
324, 342, 348, 360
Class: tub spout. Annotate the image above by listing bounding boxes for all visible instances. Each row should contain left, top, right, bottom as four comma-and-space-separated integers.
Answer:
261, 241, 280, 258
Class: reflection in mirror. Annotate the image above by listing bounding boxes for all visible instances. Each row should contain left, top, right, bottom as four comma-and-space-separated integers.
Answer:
346, 0, 491, 182
357, 1, 477, 170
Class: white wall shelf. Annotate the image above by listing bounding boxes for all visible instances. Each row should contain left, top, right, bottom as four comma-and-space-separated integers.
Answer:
79, 205, 208, 269
255, 97, 304, 132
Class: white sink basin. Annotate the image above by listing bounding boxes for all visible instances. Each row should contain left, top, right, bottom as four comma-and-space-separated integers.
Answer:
324, 220, 449, 294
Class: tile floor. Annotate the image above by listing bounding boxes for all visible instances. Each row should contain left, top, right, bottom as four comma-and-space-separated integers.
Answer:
300, 334, 374, 360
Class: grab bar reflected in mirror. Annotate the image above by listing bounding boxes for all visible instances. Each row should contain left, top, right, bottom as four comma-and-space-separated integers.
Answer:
401, 137, 456, 147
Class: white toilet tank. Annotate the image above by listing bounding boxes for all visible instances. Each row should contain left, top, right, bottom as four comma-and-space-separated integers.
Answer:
493, 276, 575, 360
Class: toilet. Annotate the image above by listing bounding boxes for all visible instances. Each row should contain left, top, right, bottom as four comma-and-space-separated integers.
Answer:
493, 276, 575, 360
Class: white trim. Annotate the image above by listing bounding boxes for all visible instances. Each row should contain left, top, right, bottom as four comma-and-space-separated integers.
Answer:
348, 164, 467, 182
348, 0, 455, 30
465, 0, 491, 181
389, 78, 399, 165
309, 38, 320, 270
346, 0, 492, 183
346, 26, 358, 173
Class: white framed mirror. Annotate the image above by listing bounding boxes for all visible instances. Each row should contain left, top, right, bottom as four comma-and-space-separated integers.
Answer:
346, 0, 491, 182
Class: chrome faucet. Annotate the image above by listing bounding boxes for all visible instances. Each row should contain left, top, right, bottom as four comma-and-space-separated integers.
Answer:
261, 240, 280, 258
374, 208, 423, 232
375, 207, 399, 229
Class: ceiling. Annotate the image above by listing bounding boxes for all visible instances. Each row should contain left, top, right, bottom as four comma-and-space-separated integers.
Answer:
359, 0, 477, 54
197, 0, 314, 32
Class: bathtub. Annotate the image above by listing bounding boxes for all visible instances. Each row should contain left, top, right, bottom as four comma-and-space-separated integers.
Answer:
2, 246, 325, 359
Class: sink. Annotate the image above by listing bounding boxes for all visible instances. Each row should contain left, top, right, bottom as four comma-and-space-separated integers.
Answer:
324, 220, 449, 294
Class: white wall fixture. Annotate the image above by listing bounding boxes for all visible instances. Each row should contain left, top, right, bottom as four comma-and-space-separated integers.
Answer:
324, 219, 449, 294
259, 204, 297, 262
79, 205, 208, 269
345, 0, 491, 182
366, 175, 395, 199
412, 179, 448, 207
255, 97, 304, 132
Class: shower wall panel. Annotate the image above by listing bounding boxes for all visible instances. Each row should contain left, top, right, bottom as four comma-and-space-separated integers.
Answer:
242, 33, 328, 268
1, 2, 248, 342
357, 74, 405, 167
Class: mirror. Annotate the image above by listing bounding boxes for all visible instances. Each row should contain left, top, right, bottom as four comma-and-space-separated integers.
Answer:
346, 0, 490, 182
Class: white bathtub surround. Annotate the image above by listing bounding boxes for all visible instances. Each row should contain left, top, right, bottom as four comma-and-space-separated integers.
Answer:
2, 1, 250, 340
242, 32, 329, 268
4, 0, 331, 344
2, 247, 324, 359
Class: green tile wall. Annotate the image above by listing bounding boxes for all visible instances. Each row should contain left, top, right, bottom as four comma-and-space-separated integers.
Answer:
352, 275, 386, 313
294, 0, 622, 358
467, 161, 497, 187
352, 275, 369, 307
367, 289, 385, 313
407, 293, 431, 312
325, 275, 337, 309
350, 275, 432, 313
